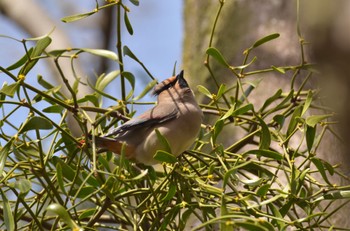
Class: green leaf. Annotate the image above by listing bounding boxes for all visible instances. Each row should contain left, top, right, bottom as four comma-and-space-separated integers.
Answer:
6, 48, 33, 70
206, 47, 230, 67
161, 183, 177, 202
212, 119, 224, 144
153, 150, 177, 164
233, 56, 257, 70
267, 204, 285, 230
79, 208, 96, 220
20, 36, 52, 75
0, 140, 13, 175
74, 186, 95, 198
133, 79, 157, 101
223, 161, 252, 187
305, 125, 316, 153
286, 105, 302, 137
257, 184, 271, 197
239, 177, 264, 187
87, 77, 118, 101
61, 11, 96, 23
52, 156, 78, 183
43, 105, 64, 113
129, 0, 139, 6
0, 189, 15, 231
217, 84, 226, 99
257, 116, 271, 150
56, 163, 67, 195
302, 90, 313, 116
19, 116, 53, 133
123, 45, 139, 61
231, 104, 254, 116
271, 65, 286, 74
260, 89, 282, 113
95, 70, 120, 92
273, 114, 285, 128
124, 11, 134, 35
0, 82, 20, 97
197, 85, 213, 99
37, 75, 55, 90
220, 106, 235, 121
77, 94, 99, 106
220, 104, 253, 122
81, 48, 118, 61
47, 49, 67, 57
313, 190, 350, 202
244, 149, 284, 160
305, 114, 332, 128
12, 179, 31, 196
155, 129, 172, 153
252, 33, 280, 48
310, 157, 332, 185
32, 36, 52, 56
122, 71, 135, 100
46, 203, 81, 230
275, 90, 294, 111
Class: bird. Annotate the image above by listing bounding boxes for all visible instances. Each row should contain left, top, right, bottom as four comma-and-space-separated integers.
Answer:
92, 70, 203, 165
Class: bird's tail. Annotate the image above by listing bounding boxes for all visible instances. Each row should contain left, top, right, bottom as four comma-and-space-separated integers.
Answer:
91, 136, 134, 159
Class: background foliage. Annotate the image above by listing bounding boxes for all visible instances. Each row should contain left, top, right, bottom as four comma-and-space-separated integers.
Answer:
1, 0, 350, 230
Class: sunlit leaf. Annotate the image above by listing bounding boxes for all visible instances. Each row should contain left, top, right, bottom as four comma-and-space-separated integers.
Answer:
81, 48, 118, 61
122, 71, 135, 100
252, 33, 280, 48
0, 82, 20, 98
217, 84, 226, 99
257, 184, 271, 197
20, 36, 52, 75
223, 161, 252, 187
153, 150, 177, 164
305, 114, 332, 128
231, 104, 253, 116
212, 119, 224, 144
197, 85, 213, 99
206, 47, 230, 67
313, 190, 350, 202
155, 129, 172, 153
302, 90, 313, 116
46, 203, 82, 230
271, 65, 286, 74
286, 105, 302, 137
12, 179, 31, 196
95, 70, 120, 92
133, 79, 157, 100
61, 11, 96, 23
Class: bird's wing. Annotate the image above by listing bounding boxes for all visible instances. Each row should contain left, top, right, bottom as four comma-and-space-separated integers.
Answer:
104, 103, 178, 137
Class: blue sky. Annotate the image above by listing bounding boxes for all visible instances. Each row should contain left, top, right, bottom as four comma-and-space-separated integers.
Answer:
0, 0, 183, 142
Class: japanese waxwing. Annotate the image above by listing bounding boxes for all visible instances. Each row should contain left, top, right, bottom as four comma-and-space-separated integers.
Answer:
93, 70, 203, 165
